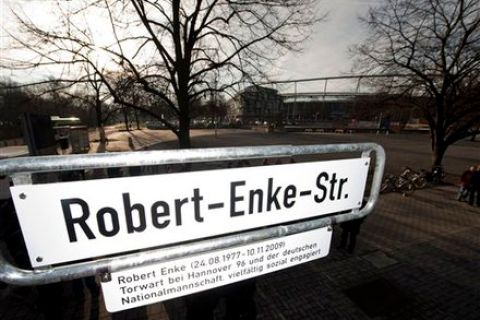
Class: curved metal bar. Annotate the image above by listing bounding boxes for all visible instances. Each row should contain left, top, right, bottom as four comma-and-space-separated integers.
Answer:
1, 143, 380, 174
0, 143, 385, 285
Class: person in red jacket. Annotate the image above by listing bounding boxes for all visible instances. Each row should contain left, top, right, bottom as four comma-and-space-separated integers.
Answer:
457, 166, 475, 201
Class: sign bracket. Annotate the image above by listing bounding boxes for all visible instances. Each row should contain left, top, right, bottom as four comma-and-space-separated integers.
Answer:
100, 271, 112, 283
11, 173, 32, 185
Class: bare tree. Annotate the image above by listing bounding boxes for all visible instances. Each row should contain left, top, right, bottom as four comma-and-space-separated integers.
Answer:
3, 0, 321, 147
85, 72, 110, 143
353, 0, 480, 168
0, 80, 90, 138
66, 71, 115, 144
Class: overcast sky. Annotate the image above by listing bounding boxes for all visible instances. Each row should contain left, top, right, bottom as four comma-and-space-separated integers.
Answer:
275, 0, 376, 78
1, 0, 381, 91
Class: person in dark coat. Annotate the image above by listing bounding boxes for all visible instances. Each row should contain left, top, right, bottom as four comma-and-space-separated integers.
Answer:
0, 198, 65, 319
183, 160, 257, 320
469, 165, 480, 206
338, 217, 366, 253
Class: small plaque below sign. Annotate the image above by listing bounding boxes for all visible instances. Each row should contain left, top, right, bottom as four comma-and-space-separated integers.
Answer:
101, 227, 332, 312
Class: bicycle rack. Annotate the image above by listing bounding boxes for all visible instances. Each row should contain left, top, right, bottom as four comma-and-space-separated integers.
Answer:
0, 143, 385, 285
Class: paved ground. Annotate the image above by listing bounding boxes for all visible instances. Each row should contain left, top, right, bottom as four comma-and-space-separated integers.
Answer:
1, 129, 479, 319
0, 145, 29, 159
91, 128, 479, 175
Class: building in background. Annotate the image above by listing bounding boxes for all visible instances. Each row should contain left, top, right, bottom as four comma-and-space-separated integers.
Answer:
227, 86, 426, 132
227, 85, 284, 125
282, 96, 352, 123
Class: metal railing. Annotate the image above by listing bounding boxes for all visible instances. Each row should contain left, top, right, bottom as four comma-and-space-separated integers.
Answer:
0, 143, 385, 285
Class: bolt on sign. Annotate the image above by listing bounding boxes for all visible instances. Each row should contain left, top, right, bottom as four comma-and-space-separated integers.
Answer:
10, 158, 370, 268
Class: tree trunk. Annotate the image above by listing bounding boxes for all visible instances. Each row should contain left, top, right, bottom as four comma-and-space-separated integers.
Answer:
177, 114, 191, 148
98, 126, 107, 146
134, 109, 140, 130
431, 137, 446, 168
123, 109, 130, 131
177, 130, 190, 148
431, 97, 446, 169
176, 63, 191, 148
95, 103, 107, 144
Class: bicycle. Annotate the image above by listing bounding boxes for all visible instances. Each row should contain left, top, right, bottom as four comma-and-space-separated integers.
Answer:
400, 166, 428, 189
380, 173, 415, 195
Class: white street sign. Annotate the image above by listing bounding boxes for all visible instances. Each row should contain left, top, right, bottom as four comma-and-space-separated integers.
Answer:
11, 158, 369, 267
101, 227, 333, 312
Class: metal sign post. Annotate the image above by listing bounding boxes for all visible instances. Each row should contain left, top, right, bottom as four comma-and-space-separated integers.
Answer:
0, 144, 385, 296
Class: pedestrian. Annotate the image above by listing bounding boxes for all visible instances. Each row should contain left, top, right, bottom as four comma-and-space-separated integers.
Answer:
183, 159, 257, 320
338, 217, 366, 253
0, 197, 65, 319
59, 171, 100, 301
457, 166, 475, 201
468, 165, 480, 207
